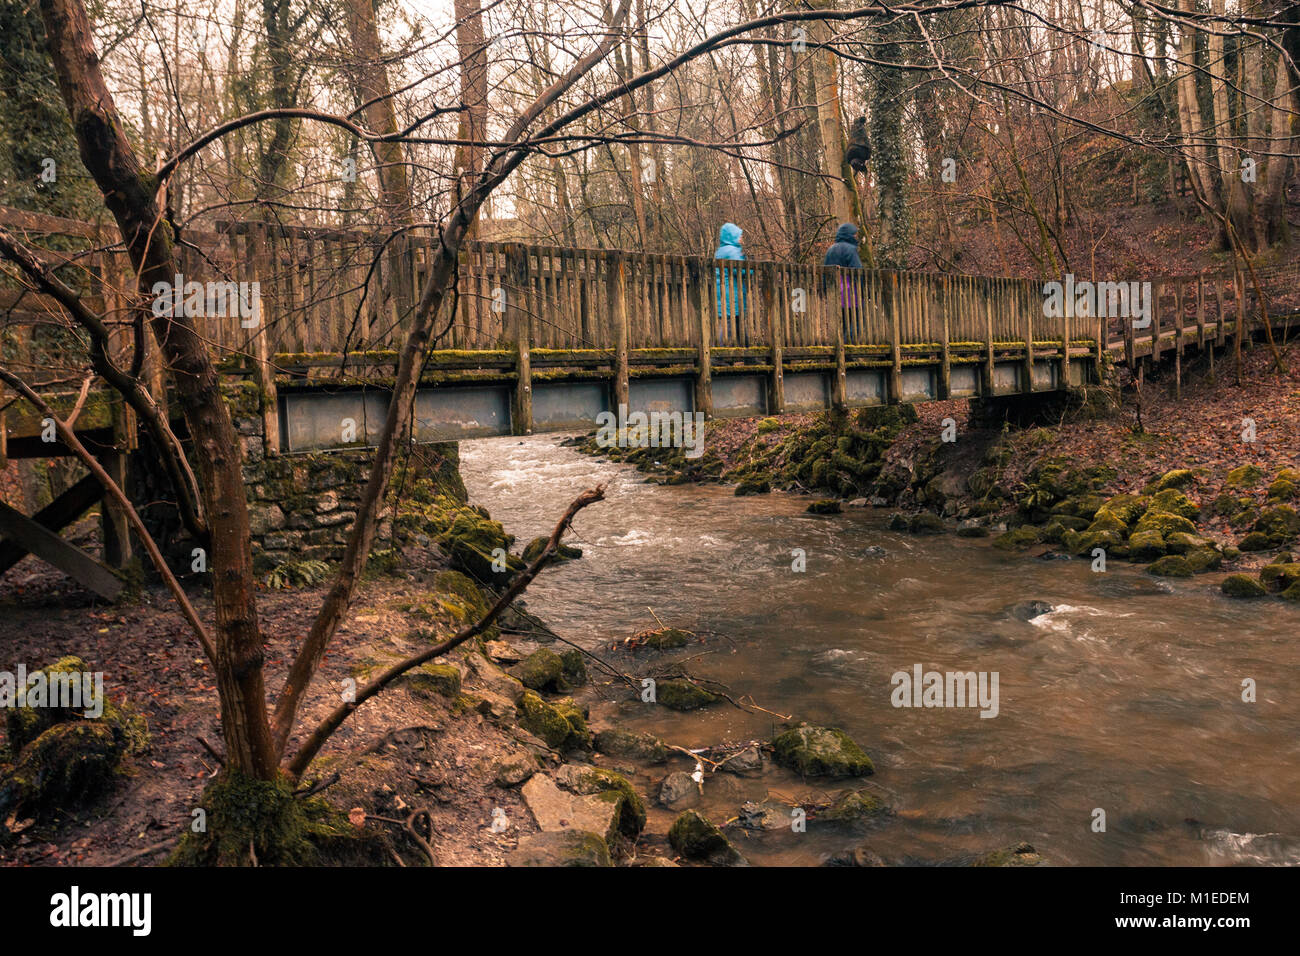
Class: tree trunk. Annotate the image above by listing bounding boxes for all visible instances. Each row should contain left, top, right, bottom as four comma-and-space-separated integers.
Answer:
38, 0, 278, 778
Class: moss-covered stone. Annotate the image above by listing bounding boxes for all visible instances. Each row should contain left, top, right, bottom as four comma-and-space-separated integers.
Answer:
594, 729, 668, 763
507, 829, 611, 867
1253, 505, 1300, 544
657, 679, 720, 711
517, 691, 588, 750
1184, 547, 1222, 573
1224, 464, 1265, 490
1133, 510, 1198, 538
1147, 554, 1193, 577
554, 764, 646, 838
1147, 488, 1201, 521
734, 478, 771, 496
1149, 468, 1195, 492
521, 536, 582, 563
1266, 479, 1298, 502
1281, 583, 1300, 602
1127, 530, 1166, 561
1259, 562, 1300, 592
668, 810, 746, 865
908, 513, 946, 535
1238, 531, 1273, 552
993, 526, 1041, 551
1222, 574, 1268, 598
1164, 531, 1212, 555
1086, 510, 1130, 535
509, 648, 565, 692
0, 723, 124, 836
1095, 493, 1149, 527
972, 841, 1043, 867
817, 788, 889, 826
632, 627, 693, 650
772, 725, 874, 778
807, 499, 842, 515
558, 649, 587, 688
398, 663, 462, 698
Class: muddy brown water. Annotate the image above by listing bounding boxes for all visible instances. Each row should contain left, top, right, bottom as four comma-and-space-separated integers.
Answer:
460, 434, 1300, 866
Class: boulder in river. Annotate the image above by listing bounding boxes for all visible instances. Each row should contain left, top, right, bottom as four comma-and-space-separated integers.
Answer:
771, 725, 874, 778
594, 728, 668, 763
658, 771, 698, 808
807, 499, 842, 515
668, 810, 747, 865
1008, 600, 1053, 621
1221, 574, 1267, 599
816, 788, 889, 827
971, 841, 1043, 867
656, 679, 720, 711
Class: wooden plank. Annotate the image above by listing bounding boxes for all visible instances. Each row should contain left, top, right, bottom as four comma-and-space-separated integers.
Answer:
0, 473, 103, 575
939, 276, 951, 399
610, 253, 630, 411
0, 499, 122, 600
692, 258, 713, 418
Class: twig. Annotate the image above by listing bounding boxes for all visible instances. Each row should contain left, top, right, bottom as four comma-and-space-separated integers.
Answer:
108, 838, 176, 867
196, 735, 224, 765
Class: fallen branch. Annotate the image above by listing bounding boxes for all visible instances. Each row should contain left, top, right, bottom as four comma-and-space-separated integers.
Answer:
284, 485, 606, 780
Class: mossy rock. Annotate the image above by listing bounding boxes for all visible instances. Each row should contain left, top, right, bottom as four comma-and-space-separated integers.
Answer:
558, 649, 587, 688
1095, 493, 1149, 527
593, 729, 668, 763
1073, 529, 1124, 556
807, 499, 842, 515
521, 536, 582, 563
668, 810, 746, 865
517, 691, 589, 750
1133, 510, 1198, 538
0, 723, 125, 835
1238, 531, 1273, 552
771, 725, 874, 778
817, 788, 889, 827
1051, 493, 1107, 520
972, 841, 1043, 867
398, 663, 462, 698
431, 570, 492, 624
1149, 468, 1195, 492
756, 417, 782, 435
1259, 562, 1300, 592
657, 679, 720, 711
633, 627, 693, 650
1266, 479, 1298, 502
993, 526, 1041, 551
956, 523, 989, 539
1222, 546, 1241, 561
1184, 547, 1222, 573
1086, 511, 1130, 535
436, 511, 524, 584
1147, 555, 1193, 578
1164, 531, 1213, 555
509, 648, 566, 692
908, 513, 946, 535
171, 771, 383, 866
1127, 530, 1166, 562
1147, 488, 1201, 521
1252, 505, 1300, 543
1222, 574, 1267, 598
555, 764, 646, 838
1211, 493, 1249, 517
735, 478, 772, 496
1224, 464, 1265, 490
1281, 583, 1300, 602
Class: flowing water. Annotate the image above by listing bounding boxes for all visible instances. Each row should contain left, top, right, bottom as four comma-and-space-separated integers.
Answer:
460, 434, 1300, 866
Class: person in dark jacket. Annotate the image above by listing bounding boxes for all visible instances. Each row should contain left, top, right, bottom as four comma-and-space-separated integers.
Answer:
824, 222, 862, 268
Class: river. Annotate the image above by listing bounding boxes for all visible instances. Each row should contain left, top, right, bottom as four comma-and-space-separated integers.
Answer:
460, 434, 1300, 866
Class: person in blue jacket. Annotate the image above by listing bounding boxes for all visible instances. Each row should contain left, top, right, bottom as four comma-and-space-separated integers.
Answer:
824, 222, 862, 268
824, 222, 862, 309
713, 222, 747, 319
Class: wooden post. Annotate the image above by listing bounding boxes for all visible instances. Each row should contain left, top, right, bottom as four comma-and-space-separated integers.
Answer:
1173, 282, 1184, 398
690, 259, 713, 418
1195, 271, 1206, 350
1060, 275, 1071, 388
939, 276, 952, 400
509, 244, 533, 435
1023, 279, 1035, 392
250, 222, 281, 455
99, 397, 133, 570
887, 272, 902, 404
1150, 281, 1162, 363
983, 279, 995, 397
610, 252, 631, 413
764, 264, 785, 414
1215, 278, 1227, 347
831, 269, 847, 412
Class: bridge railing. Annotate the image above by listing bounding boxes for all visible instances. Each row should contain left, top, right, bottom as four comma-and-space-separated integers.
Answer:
4, 205, 1296, 374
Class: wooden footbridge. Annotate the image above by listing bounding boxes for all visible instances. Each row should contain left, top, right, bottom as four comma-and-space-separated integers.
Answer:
0, 205, 1295, 595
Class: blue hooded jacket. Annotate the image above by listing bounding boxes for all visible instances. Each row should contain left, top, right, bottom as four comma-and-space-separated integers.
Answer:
824, 223, 862, 269
713, 223, 747, 318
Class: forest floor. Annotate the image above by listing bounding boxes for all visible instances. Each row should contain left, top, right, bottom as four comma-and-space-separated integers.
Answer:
0, 545, 556, 867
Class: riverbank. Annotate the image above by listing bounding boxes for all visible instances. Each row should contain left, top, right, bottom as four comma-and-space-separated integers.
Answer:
573, 339, 1300, 597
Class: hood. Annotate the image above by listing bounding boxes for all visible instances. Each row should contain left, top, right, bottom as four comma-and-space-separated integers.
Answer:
719, 222, 743, 247
834, 223, 859, 244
